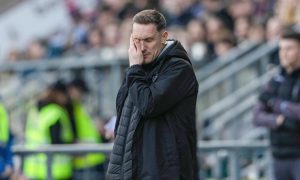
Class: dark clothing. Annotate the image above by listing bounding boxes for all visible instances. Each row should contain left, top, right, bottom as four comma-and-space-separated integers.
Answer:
50, 121, 63, 144
38, 101, 69, 144
73, 164, 105, 180
65, 102, 78, 140
274, 158, 300, 180
253, 68, 300, 159
107, 40, 199, 180
0, 133, 13, 177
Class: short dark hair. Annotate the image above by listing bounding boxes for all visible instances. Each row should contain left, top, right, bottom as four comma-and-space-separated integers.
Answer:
281, 28, 300, 43
68, 78, 89, 92
133, 9, 166, 31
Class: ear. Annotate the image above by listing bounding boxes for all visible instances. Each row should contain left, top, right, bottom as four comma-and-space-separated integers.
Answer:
161, 31, 168, 44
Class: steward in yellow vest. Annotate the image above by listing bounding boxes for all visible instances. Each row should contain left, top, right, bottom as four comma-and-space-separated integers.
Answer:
0, 103, 13, 179
24, 82, 74, 180
0, 103, 8, 146
67, 78, 106, 180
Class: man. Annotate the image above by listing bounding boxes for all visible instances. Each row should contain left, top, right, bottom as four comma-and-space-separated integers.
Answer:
0, 103, 13, 180
66, 78, 106, 180
106, 9, 199, 180
24, 81, 74, 179
253, 29, 300, 180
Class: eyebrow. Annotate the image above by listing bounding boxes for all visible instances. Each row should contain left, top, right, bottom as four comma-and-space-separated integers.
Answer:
133, 36, 154, 40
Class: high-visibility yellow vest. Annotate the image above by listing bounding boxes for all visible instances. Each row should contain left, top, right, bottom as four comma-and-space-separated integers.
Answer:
72, 101, 106, 169
0, 103, 8, 145
24, 103, 74, 179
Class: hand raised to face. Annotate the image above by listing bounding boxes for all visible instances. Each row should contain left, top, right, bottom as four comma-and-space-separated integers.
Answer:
128, 34, 144, 66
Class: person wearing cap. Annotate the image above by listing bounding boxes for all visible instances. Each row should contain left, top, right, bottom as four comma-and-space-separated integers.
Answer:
66, 78, 106, 180
23, 81, 74, 179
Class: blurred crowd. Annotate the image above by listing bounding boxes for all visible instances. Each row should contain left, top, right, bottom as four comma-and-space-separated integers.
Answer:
6, 0, 300, 66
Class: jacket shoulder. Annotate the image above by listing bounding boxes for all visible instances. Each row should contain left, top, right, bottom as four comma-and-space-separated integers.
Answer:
161, 57, 193, 72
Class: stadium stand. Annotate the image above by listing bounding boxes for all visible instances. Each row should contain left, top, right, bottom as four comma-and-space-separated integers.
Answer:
1, 0, 300, 179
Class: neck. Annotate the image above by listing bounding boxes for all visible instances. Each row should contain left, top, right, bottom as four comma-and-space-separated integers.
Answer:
286, 65, 300, 74
286, 67, 294, 74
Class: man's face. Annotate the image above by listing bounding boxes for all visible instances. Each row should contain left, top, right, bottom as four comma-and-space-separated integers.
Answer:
132, 23, 168, 64
279, 38, 300, 72
68, 86, 82, 101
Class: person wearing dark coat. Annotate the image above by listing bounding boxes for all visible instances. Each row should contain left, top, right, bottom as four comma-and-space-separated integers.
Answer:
253, 29, 300, 180
106, 9, 199, 180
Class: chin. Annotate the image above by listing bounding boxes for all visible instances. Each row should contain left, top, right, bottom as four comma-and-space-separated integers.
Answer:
143, 59, 153, 64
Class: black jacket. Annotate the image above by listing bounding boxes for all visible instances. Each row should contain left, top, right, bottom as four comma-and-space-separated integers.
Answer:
253, 68, 300, 159
107, 40, 199, 180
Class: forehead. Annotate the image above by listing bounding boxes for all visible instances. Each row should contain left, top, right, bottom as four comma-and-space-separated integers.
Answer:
280, 38, 300, 48
132, 23, 159, 39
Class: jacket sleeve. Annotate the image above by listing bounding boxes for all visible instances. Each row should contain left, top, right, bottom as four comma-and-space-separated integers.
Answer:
253, 77, 281, 129
272, 100, 300, 120
253, 102, 279, 129
126, 59, 197, 118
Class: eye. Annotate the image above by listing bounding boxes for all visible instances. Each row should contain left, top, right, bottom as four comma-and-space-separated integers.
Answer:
145, 38, 153, 42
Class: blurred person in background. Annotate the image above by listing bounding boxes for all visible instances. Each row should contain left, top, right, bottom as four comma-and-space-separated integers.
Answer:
229, 0, 254, 19
266, 17, 283, 42
26, 40, 46, 60
106, 9, 199, 179
87, 27, 103, 52
266, 17, 284, 65
186, 19, 208, 63
214, 36, 236, 58
234, 17, 252, 43
275, 0, 300, 26
247, 22, 265, 44
23, 81, 74, 180
66, 77, 106, 180
0, 102, 13, 180
205, 14, 234, 60
253, 28, 300, 180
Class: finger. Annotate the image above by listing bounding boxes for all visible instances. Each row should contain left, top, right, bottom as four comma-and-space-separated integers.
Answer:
133, 39, 139, 51
135, 39, 141, 52
129, 34, 134, 49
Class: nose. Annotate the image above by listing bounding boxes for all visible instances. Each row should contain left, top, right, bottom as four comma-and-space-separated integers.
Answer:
279, 48, 287, 59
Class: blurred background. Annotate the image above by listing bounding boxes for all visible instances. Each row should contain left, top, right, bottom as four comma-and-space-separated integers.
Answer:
1, 0, 300, 179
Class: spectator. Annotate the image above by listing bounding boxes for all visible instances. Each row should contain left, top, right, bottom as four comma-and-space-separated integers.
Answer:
266, 17, 283, 65
253, 28, 300, 180
0, 103, 13, 180
87, 27, 103, 52
275, 0, 300, 26
229, 0, 254, 19
214, 36, 236, 57
234, 17, 252, 43
66, 77, 106, 180
26, 40, 46, 60
248, 22, 265, 43
186, 19, 208, 61
6, 48, 22, 61
23, 81, 74, 179
47, 30, 69, 58
266, 17, 283, 42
